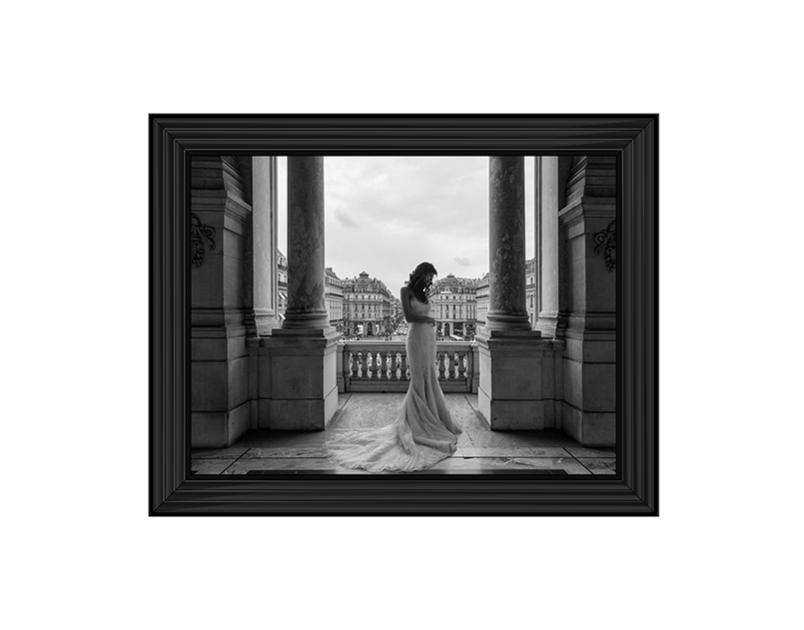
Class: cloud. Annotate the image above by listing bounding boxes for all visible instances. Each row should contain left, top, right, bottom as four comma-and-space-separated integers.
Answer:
278, 156, 535, 288
334, 209, 360, 229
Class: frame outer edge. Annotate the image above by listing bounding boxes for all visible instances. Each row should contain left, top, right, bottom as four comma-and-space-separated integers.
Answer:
149, 115, 659, 516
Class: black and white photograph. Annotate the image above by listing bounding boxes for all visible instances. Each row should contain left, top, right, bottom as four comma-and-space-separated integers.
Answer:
190, 155, 618, 476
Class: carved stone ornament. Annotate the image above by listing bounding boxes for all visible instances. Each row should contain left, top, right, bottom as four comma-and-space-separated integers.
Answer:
190, 214, 216, 267
593, 220, 616, 271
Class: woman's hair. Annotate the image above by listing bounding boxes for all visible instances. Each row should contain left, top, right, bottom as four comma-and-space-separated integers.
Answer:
407, 262, 438, 303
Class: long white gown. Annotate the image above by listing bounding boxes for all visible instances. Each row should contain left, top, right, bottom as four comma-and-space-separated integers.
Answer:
326, 295, 463, 472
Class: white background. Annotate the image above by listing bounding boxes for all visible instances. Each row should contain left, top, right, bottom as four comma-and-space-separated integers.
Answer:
3, 2, 802, 629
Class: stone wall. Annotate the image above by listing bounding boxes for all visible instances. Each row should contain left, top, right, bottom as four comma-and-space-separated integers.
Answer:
558, 156, 617, 446
190, 156, 252, 447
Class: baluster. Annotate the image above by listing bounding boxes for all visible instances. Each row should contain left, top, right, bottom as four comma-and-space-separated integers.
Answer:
355, 352, 363, 379
394, 352, 401, 380
438, 351, 446, 379
457, 351, 467, 380
404, 353, 410, 380
364, 352, 373, 379
380, 351, 389, 380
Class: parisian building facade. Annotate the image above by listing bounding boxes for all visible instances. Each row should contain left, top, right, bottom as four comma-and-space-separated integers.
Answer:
430, 273, 478, 339
276, 249, 288, 323
475, 272, 489, 327
325, 267, 345, 331
474, 260, 537, 331
275, 251, 345, 330
526, 257, 537, 329
342, 271, 394, 337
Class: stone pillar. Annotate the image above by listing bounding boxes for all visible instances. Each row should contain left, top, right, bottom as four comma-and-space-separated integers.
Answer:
535, 157, 558, 337
251, 156, 279, 335
558, 156, 617, 446
258, 156, 339, 430
535, 156, 574, 338
190, 156, 252, 447
282, 157, 330, 330
485, 157, 531, 332
476, 157, 556, 430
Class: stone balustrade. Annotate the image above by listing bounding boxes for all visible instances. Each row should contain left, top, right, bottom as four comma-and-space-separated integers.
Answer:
338, 341, 477, 393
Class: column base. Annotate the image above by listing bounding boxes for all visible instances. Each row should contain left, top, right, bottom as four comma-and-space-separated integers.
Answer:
536, 312, 568, 339
475, 329, 555, 431
191, 402, 251, 448
258, 329, 340, 430
253, 308, 279, 336
280, 311, 331, 330
561, 403, 615, 447
478, 397, 545, 430
561, 326, 616, 446
191, 325, 250, 448
484, 312, 534, 332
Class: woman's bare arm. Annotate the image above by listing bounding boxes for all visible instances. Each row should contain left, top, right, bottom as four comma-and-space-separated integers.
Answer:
400, 286, 435, 324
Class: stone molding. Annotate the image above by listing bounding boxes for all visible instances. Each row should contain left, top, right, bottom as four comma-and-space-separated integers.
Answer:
191, 320, 248, 337
191, 156, 247, 203
260, 328, 341, 349
565, 156, 617, 206
191, 306, 247, 329
191, 190, 252, 224
475, 327, 543, 344
558, 197, 616, 230
565, 312, 617, 333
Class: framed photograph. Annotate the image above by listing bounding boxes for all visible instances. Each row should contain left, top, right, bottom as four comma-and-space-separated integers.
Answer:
150, 114, 658, 515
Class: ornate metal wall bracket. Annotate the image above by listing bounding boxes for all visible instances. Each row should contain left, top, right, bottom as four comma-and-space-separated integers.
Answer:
190, 214, 216, 267
593, 220, 616, 271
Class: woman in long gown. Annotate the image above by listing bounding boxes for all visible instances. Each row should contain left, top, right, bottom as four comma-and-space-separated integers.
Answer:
326, 262, 463, 472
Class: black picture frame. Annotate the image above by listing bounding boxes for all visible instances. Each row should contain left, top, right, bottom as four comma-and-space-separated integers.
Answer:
149, 114, 658, 516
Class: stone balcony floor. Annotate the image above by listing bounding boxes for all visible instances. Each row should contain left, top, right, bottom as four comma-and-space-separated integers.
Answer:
191, 393, 616, 475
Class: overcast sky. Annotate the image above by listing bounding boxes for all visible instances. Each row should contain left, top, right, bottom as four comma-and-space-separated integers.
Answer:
277, 157, 535, 295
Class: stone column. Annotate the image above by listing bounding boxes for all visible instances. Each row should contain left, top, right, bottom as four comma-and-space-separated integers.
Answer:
535, 157, 566, 338
251, 156, 279, 335
476, 157, 556, 430
282, 156, 330, 331
485, 157, 532, 332
258, 156, 339, 430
